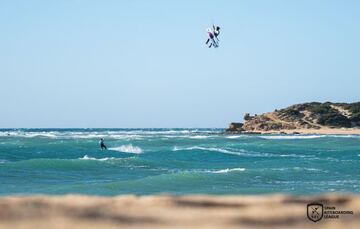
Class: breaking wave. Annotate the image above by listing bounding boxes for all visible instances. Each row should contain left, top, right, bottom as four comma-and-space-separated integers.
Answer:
79, 155, 115, 161
209, 168, 246, 173
188, 135, 211, 139
172, 146, 248, 156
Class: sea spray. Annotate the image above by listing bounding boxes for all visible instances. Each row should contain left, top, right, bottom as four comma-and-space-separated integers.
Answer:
109, 144, 143, 154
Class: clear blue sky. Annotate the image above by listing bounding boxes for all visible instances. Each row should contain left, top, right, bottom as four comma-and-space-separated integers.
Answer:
1, 0, 359, 128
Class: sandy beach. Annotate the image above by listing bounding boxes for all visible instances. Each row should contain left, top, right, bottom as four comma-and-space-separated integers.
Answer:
0, 194, 358, 229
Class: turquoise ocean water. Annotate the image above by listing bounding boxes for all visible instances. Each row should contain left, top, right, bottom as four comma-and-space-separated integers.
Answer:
0, 129, 359, 196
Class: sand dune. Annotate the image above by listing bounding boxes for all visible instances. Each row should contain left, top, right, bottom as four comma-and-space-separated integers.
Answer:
0, 194, 358, 229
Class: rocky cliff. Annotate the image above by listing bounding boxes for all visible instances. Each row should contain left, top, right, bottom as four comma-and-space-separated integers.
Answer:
227, 102, 360, 133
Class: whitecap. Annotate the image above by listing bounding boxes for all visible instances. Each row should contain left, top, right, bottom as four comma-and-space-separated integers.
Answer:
293, 167, 322, 171
79, 155, 114, 161
24, 132, 58, 138
109, 144, 143, 154
172, 146, 230, 153
210, 168, 246, 173
270, 167, 323, 172
171, 146, 277, 157
279, 154, 313, 158
188, 135, 210, 139
172, 146, 248, 156
226, 135, 244, 139
327, 135, 360, 138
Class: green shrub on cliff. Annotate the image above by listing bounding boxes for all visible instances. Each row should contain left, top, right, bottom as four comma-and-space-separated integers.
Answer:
308, 104, 337, 114
343, 102, 360, 114
317, 113, 351, 127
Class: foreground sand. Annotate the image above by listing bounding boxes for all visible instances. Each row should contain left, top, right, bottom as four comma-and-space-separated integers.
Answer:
0, 195, 359, 229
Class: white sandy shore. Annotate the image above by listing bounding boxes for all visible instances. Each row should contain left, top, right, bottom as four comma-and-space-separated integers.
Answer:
0, 194, 359, 229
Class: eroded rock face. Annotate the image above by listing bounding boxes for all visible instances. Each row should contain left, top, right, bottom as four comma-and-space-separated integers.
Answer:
226, 122, 243, 132
236, 102, 360, 132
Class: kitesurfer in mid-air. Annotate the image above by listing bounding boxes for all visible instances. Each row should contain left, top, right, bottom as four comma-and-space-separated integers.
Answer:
205, 25, 221, 48
99, 138, 107, 150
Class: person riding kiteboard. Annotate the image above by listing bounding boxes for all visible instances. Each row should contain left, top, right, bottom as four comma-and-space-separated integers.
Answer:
205, 25, 221, 48
99, 138, 107, 150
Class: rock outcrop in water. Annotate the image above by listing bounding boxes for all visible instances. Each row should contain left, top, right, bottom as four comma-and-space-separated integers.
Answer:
226, 102, 360, 134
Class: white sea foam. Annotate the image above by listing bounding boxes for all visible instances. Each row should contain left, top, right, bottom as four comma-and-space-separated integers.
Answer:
279, 154, 313, 158
109, 144, 143, 154
226, 135, 247, 139
188, 135, 211, 139
327, 135, 360, 138
210, 168, 246, 173
173, 146, 228, 153
22, 132, 58, 138
260, 135, 325, 140
270, 167, 322, 172
0, 129, 221, 139
172, 146, 247, 156
293, 167, 322, 172
70, 134, 106, 139
79, 155, 114, 161
173, 146, 311, 158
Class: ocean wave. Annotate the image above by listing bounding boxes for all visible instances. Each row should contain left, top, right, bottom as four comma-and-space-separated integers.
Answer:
109, 145, 143, 154
225, 135, 250, 139
278, 154, 313, 158
168, 168, 246, 174
172, 146, 251, 156
251, 167, 328, 174
327, 135, 360, 138
71, 134, 142, 140
188, 135, 211, 139
0, 159, 8, 163
209, 168, 246, 173
159, 135, 213, 139
79, 155, 115, 161
172, 146, 319, 159
268, 167, 325, 172
0, 129, 220, 139
260, 135, 326, 140
3, 158, 117, 170
173, 146, 234, 153
20, 132, 58, 138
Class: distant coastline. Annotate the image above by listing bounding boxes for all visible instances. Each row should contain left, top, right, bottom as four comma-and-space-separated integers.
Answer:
226, 102, 360, 135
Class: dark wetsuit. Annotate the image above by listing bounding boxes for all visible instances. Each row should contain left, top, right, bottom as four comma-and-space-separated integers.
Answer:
100, 139, 107, 150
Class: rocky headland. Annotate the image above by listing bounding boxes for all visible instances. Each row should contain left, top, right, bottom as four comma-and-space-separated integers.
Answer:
226, 102, 360, 134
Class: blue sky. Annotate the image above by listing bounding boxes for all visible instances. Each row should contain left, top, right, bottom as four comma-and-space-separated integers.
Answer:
0, 0, 359, 128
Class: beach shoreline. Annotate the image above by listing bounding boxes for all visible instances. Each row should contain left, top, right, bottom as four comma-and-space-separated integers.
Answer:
0, 194, 358, 229
226, 128, 360, 135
